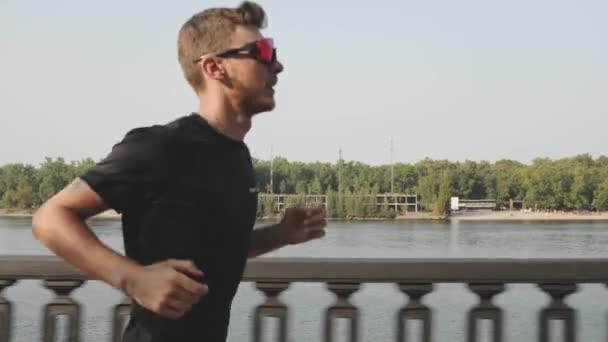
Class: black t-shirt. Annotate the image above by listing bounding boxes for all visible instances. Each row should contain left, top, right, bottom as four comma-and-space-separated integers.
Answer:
81, 113, 258, 342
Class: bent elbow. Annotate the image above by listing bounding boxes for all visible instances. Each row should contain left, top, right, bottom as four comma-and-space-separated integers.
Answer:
32, 207, 46, 241
32, 205, 54, 243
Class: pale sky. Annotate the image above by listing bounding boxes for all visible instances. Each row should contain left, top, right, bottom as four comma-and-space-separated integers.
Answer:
1, 0, 606, 166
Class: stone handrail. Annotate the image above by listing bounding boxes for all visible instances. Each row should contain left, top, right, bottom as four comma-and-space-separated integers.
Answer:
2, 256, 608, 282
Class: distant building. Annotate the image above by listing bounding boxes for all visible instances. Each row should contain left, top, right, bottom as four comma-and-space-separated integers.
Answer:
509, 199, 524, 210
450, 197, 497, 211
258, 193, 418, 213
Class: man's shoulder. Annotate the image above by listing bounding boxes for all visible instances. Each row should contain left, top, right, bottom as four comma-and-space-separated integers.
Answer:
122, 125, 167, 143
164, 113, 197, 130
120, 114, 194, 144
163, 113, 220, 145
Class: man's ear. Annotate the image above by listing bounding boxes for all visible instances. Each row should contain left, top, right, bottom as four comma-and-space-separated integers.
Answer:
200, 57, 226, 80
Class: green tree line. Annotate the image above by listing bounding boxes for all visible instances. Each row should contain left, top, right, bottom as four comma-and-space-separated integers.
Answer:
1, 154, 608, 216
253, 154, 608, 215
0, 158, 96, 210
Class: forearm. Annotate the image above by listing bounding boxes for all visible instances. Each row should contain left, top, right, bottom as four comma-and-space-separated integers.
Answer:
248, 224, 288, 258
33, 203, 143, 292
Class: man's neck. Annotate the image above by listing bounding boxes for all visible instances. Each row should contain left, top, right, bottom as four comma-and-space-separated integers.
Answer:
197, 96, 251, 142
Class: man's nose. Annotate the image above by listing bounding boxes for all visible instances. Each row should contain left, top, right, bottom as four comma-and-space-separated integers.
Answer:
273, 60, 284, 74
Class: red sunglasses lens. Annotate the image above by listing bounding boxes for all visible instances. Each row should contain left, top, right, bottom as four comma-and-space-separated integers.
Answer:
256, 38, 274, 63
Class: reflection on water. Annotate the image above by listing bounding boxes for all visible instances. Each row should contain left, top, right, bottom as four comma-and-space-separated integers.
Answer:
3, 217, 608, 258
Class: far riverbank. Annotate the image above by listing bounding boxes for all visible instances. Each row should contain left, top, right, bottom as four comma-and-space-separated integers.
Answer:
3, 208, 608, 222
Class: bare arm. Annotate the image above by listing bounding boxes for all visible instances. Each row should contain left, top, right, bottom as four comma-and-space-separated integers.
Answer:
248, 224, 288, 258
33, 178, 207, 319
248, 207, 327, 258
32, 178, 141, 289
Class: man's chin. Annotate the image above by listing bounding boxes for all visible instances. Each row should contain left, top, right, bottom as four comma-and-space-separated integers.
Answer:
248, 101, 275, 117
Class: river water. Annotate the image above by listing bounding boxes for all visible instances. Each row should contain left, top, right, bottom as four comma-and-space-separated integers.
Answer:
1, 217, 608, 341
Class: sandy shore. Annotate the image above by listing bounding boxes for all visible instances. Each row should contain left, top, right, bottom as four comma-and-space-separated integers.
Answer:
2, 208, 607, 221
395, 212, 444, 220
450, 210, 608, 221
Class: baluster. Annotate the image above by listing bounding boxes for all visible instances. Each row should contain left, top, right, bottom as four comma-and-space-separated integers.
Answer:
538, 283, 577, 342
324, 282, 360, 342
253, 282, 289, 342
466, 283, 505, 342
112, 297, 132, 342
0, 280, 16, 342
396, 283, 433, 342
42, 280, 84, 342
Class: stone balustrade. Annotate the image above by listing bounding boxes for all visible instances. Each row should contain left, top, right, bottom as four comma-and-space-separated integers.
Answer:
2, 256, 608, 342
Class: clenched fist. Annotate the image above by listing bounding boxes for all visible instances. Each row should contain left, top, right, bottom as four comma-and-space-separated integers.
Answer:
124, 259, 208, 319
